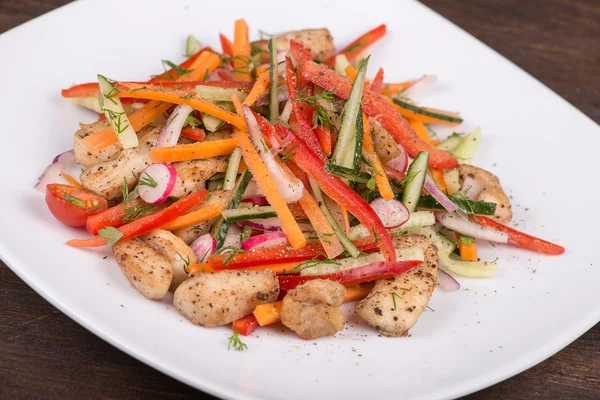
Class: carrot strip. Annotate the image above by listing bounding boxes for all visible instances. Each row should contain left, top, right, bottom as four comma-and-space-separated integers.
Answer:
380, 80, 413, 95
150, 138, 237, 163
243, 70, 270, 107
233, 19, 251, 81
231, 93, 243, 116
255, 64, 270, 76
430, 168, 449, 193
187, 263, 214, 275
219, 33, 234, 57
298, 191, 344, 258
345, 65, 358, 81
233, 129, 306, 249
61, 173, 83, 189
362, 116, 394, 200
253, 282, 375, 326
340, 206, 351, 234
456, 233, 478, 261
86, 51, 220, 151
409, 119, 438, 146
160, 203, 223, 231
314, 126, 332, 156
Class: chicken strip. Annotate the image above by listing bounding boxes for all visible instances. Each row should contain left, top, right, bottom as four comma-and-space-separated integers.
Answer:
174, 190, 234, 244
458, 164, 512, 222
139, 229, 197, 291
73, 121, 159, 168
80, 131, 158, 199
113, 238, 173, 300
174, 270, 279, 327
355, 235, 438, 337
252, 28, 335, 63
280, 279, 346, 340
371, 119, 401, 164
170, 157, 228, 198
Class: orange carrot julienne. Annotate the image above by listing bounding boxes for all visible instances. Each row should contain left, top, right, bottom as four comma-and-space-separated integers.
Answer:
345, 65, 358, 81
61, 172, 83, 189
243, 70, 270, 107
231, 93, 243, 116
150, 138, 237, 163
188, 263, 214, 275
233, 19, 251, 81
409, 119, 438, 146
456, 233, 478, 261
340, 206, 351, 235
362, 117, 394, 200
255, 64, 270, 76
219, 33, 234, 57
380, 80, 414, 95
430, 168, 449, 193
298, 191, 344, 259
160, 203, 223, 231
233, 129, 306, 249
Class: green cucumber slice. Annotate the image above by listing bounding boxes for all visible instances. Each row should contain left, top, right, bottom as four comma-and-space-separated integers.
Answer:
401, 151, 429, 212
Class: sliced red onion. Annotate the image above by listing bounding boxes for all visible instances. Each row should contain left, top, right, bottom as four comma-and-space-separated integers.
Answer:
437, 269, 460, 292
385, 142, 409, 174
243, 105, 303, 203
190, 233, 216, 262
436, 212, 509, 243
241, 232, 288, 251
242, 196, 269, 206
156, 104, 194, 148
401, 74, 438, 101
461, 175, 483, 200
138, 163, 177, 204
279, 99, 293, 124
424, 174, 457, 213
35, 150, 83, 193
237, 218, 313, 232
35, 163, 63, 193
223, 224, 242, 248
256, 92, 289, 107
369, 198, 410, 228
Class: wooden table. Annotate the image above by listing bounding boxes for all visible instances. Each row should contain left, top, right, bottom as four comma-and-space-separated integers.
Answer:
1, 1, 599, 398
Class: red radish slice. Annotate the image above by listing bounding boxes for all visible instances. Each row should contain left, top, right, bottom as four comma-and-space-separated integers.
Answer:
156, 104, 194, 148
223, 224, 242, 248
423, 174, 457, 213
385, 143, 409, 174
190, 233, 217, 262
241, 232, 288, 251
436, 212, 509, 243
437, 269, 460, 292
35, 150, 84, 193
237, 218, 313, 233
242, 196, 269, 206
138, 163, 177, 204
369, 198, 410, 228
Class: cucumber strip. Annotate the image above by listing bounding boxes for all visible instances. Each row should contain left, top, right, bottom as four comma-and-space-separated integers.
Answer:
222, 206, 277, 223
348, 211, 436, 240
268, 38, 279, 121
309, 177, 361, 258
201, 101, 234, 132
324, 164, 371, 184
392, 98, 463, 124
436, 133, 463, 152
354, 108, 364, 172
452, 126, 481, 164
186, 35, 202, 57
334, 54, 350, 77
223, 148, 242, 190
196, 86, 247, 102
98, 75, 138, 149
208, 172, 226, 181
300, 247, 425, 276
417, 194, 497, 215
211, 170, 253, 247
331, 57, 369, 171
401, 151, 429, 212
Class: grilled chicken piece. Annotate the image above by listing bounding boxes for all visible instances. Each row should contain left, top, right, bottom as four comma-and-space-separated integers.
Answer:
170, 158, 228, 198
280, 279, 346, 340
73, 121, 159, 168
371, 119, 401, 164
204, 130, 232, 141
113, 238, 173, 300
80, 131, 158, 199
139, 229, 197, 291
355, 235, 438, 337
174, 270, 279, 327
174, 190, 234, 244
252, 28, 335, 63
458, 165, 512, 222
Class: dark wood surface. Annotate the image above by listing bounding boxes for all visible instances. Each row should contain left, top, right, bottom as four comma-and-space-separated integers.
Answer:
1, 0, 599, 399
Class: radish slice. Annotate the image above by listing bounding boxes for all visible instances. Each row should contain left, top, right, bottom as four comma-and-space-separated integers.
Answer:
369, 198, 410, 228
190, 233, 217, 262
35, 150, 84, 193
156, 104, 194, 148
243, 105, 304, 203
423, 174, 457, 213
223, 224, 242, 248
460, 175, 484, 200
401, 74, 438, 101
241, 232, 288, 251
137, 163, 177, 204
436, 212, 509, 243
242, 196, 269, 206
385, 142, 409, 174
237, 218, 314, 233
437, 269, 460, 291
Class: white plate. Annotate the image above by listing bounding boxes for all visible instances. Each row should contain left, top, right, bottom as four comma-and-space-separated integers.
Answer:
1, 0, 598, 399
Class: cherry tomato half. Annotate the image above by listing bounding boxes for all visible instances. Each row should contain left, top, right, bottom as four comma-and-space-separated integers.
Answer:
45, 184, 108, 227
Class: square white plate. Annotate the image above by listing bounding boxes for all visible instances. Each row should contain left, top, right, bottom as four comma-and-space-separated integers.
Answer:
1, 0, 598, 399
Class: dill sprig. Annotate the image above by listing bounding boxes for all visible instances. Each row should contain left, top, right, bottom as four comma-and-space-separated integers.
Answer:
227, 330, 248, 351
294, 90, 341, 130
211, 246, 245, 266
138, 172, 158, 188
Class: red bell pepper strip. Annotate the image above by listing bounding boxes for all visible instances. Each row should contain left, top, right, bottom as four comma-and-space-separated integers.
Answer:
278, 259, 422, 292
180, 126, 206, 141
219, 33, 234, 57
325, 24, 387, 68
217, 69, 234, 81
371, 67, 385, 93
474, 216, 565, 255
274, 123, 397, 264
85, 198, 146, 235
384, 165, 405, 183
232, 314, 260, 336
147, 47, 211, 83
209, 237, 380, 270
286, 162, 311, 189
314, 125, 333, 156
67, 189, 209, 248
297, 57, 458, 169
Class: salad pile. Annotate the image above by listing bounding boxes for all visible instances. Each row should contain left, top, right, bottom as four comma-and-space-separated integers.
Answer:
36, 20, 564, 343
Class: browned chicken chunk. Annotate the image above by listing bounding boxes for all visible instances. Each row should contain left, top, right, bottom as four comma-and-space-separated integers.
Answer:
170, 158, 228, 198
252, 28, 335, 63
280, 279, 346, 340
458, 165, 512, 222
